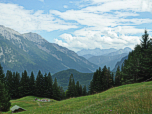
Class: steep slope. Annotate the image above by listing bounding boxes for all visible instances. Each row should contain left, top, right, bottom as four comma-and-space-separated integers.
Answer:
88, 53, 129, 70
0, 25, 99, 76
81, 54, 94, 59
112, 55, 129, 72
87, 47, 132, 70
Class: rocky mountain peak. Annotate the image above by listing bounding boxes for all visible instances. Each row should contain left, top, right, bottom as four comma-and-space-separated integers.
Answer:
22, 32, 46, 44
0, 25, 21, 40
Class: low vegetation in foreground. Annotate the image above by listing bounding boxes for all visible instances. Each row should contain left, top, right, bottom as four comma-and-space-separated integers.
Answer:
2, 81, 152, 114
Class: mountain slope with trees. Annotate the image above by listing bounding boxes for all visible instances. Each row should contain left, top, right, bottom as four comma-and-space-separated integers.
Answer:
0, 25, 99, 76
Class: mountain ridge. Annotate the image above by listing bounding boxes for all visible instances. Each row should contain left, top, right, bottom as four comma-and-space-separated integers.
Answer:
0, 25, 99, 76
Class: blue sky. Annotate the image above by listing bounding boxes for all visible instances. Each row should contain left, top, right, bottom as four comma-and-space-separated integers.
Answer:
0, 0, 152, 52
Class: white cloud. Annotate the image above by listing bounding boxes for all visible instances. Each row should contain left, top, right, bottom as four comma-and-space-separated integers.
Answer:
1, 0, 152, 52
63, 5, 68, 8
0, 3, 78, 33
39, 0, 44, 2
51, 0, 152, 52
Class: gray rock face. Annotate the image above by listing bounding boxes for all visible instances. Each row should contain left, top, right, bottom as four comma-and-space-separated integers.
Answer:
0, 25, 99, 76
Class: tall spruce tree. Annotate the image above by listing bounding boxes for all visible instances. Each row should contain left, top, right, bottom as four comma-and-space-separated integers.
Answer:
72, 78, 76, 97
102, 66, 108, 91
29, 71, 35, 96
52, 77, 60, 100
115, 66, 121, 86
139, 30, 152, 81
75, 81, 80, 97
66, 74, 74, 98
43, 73, 48, 98
88, 80, 93, 95
35, 70, 43, 97
47, 72, 53, 99
0, 63, 5, 84
82, 85, 87, 96
11, 72, 20, 98
0, 80, 11, 112
79, 84, 83, 96
4, 70, 13, 99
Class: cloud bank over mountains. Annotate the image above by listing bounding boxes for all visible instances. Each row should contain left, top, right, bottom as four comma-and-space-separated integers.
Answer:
0, 0, 152, 52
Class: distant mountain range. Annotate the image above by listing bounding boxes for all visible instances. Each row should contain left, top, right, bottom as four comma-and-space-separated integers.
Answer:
77, 48, 117, 56
0, 25, 99, 76
77, 47, 132, 71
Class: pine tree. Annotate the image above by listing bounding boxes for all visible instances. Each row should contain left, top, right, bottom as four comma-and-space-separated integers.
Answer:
43, 73, 48, 98
58, 86, 65, 100
11, 72, 20, 98
29, 71, 35, 96
88, 80, 93, 95
52, 77, 60, 100
75, 81, 80, 97
102, 66, 108, 91
139, 30, 152, 81
5, 70, 13, 99
0, 63, 5, 84
0, 80, 11, 112
111, 72, 114, 87
19, 70, 30, 97
35, 70, 43, 97
115, 66, 121, 86
72, 78, 76, 97
79, 84, 83, 96
66, 74, 74, 98
47, 72, 53, 99
82, 85, 87, 96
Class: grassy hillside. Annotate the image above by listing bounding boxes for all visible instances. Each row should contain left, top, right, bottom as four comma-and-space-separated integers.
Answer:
3, 81, 152, 114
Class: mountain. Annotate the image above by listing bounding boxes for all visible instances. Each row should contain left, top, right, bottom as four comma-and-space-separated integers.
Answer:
101, 47, 132, 56
52, 69, 94, 92
81, 54, 94, 59
112, 55, 129, 72
77, 48, 117, 56
0, 25, 99, 76
88, 53, 129, 70
87, 47, 132, 70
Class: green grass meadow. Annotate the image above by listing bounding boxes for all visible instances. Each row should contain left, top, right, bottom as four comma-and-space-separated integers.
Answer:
1, 81, 152, 114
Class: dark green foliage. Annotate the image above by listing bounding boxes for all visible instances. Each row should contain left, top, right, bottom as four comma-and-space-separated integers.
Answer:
115, 30, 152, 85
19, 70, 30, 97
52, 69, 94, 92
35, 70, 44, 97
52, 77, 60, 100
43, 73, 48, 98
47, 72, 53, 99
0, 63, 5, 84
29, 71, 35, 96
4, 70, 13, 99
88, 66, 114, 95
75, 81, 80, 97
11, 72, 20, 98
0, 80, 11, 112
79, 84, 83, 96
82, 85, 87, 96
58, 86, 65, 100
66, 74, 75, 98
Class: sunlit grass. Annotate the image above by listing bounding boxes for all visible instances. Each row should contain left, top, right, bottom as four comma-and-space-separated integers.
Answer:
2, 81, 152, 114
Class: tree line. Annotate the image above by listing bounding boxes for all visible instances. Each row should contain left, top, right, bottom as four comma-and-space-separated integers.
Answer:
0, 30, 152, 112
